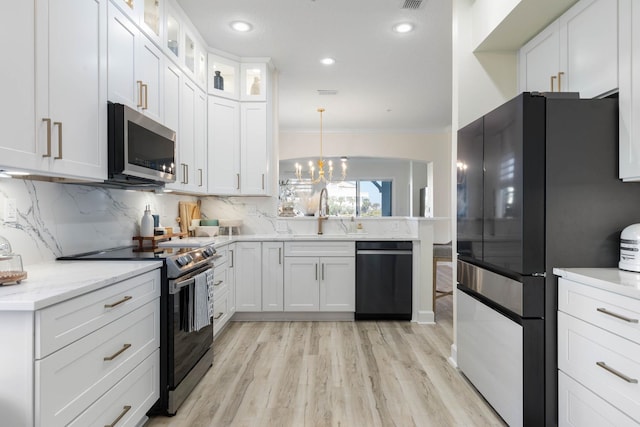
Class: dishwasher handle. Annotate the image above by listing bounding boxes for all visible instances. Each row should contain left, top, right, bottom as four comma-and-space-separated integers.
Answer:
356, 250, 413, 255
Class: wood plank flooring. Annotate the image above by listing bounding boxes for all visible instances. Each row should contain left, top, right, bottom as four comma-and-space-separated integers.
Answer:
146, 266, 506, 427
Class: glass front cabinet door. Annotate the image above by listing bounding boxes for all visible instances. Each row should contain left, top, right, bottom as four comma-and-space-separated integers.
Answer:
209, 54, 240, 99
241, 62, 268, 101
112, 0, 162, 45
165, 7, 180, 62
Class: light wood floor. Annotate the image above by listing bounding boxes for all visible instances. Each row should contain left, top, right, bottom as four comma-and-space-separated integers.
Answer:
146, 265, 505, 427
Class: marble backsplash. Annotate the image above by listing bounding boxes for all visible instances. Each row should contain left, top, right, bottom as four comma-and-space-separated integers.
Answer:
0, 178, 439, 266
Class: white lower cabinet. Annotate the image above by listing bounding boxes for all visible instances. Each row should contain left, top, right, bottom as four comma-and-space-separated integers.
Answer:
212, 244, 236, 337
283, 241, 355, 312
234, 241, 262, 312
262, 242, 284, 311
557, 273, 640, 426
0, 268, 161, 427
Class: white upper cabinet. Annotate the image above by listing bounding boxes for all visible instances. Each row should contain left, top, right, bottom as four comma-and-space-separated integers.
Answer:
107, 4, 162, 123
619, 0, 640, 181
1, 0, 107, 181
519, 23, 560, 93
0, 1, 39, 171
240, 102, 269, 195
519, 0, 618, 98
110, 0, 163, 46
36, 0, 108, 181
207, 96, 240, 194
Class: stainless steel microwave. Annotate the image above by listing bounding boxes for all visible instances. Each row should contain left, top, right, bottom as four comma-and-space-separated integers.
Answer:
107, 102, 176, 187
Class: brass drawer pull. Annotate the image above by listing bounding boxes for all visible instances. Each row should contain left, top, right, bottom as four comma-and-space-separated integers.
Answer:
42, 118, 52, 157
104, 343, 132, 361
137, 80, 144, 108
104, 295, 132, 309
596, 361, 638, 384
550, 75, 556, 92
557, 71, 564, 92
214, 312, 224, 320
142, 83, 148, 110
597, 307, 639, 323
214, 280, 223, 286
53, 121, 62, 159
104, 405, 132, 427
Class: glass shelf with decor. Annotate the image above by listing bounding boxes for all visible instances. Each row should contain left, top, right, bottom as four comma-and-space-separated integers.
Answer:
208, 54, 240, 99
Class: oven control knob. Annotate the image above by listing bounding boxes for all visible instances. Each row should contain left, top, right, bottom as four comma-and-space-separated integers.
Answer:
184, 254, 193, 264
204, 247, 215, 257
176, 256, 188, 267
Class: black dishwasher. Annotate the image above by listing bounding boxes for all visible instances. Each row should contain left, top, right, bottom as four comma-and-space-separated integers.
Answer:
355, 241, 413, 320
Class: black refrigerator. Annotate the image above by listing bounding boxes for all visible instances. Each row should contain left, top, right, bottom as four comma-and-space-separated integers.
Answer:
456, 92, 640, 427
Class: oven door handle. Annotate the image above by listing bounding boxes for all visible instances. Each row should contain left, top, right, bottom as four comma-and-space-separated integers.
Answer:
169, 265, 214, 294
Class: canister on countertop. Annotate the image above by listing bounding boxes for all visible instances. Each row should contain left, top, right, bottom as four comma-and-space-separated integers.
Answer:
0, 235, 26, 285
620, 224, 640, 272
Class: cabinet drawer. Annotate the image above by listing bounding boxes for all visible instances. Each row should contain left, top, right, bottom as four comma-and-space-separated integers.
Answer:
36, 300, 159, 427
559, 371, 638, 427
215, 245, 230, 267
212, 265, 229, 298
69, 350, 159, 427
284, 241, 354, 257
558, 311, 640, 421
36, 269, 160, 358
559, 278, 640, 345
213, 290, 230, 337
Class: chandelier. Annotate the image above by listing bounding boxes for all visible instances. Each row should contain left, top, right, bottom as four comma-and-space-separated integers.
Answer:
295, 108, 347, 183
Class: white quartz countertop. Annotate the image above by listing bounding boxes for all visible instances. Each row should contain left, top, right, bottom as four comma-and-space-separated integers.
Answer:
554, 267, 640, 300
0, 260, 162, 311
158, 234, 419, 249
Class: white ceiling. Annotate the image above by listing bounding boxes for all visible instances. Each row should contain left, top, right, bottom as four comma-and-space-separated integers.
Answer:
176, 0, 453, 133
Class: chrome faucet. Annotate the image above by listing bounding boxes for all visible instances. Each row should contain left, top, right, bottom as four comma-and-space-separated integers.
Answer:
318, 187, 329, 235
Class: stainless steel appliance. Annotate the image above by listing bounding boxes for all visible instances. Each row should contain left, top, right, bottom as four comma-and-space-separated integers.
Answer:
59, 243, 220, 415
107, 102, 176, 187
355, 241, 412, 320
457, 92, 640, 426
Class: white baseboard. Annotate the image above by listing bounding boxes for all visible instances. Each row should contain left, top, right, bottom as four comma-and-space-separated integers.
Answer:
232, 312, 354, 321
416, 310, 435, 324
449, 343, 458, 368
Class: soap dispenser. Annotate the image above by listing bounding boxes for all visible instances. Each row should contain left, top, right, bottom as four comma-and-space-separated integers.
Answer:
140, 205, 154, 237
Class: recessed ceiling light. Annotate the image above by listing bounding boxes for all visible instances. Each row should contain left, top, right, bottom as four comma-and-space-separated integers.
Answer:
393, 23, 414, 33
230, 21, 252, 32
320, 57, 335, 65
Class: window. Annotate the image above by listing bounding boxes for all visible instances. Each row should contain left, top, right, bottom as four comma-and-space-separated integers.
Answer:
327, 180, 392, 217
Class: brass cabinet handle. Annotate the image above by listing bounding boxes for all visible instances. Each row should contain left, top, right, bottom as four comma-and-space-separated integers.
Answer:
142, 83, 148, 110
198, 168, 203, 187
104, 295, 132, 309
104, 343, 132, 361
104, 405, 132, 427
315, 263, 318, 281
53, 122, 62, 159
596, 361, 638, 383
322, 263, 325, 281
278, 247, 282, 265
42, 118, 52, 157
180, 163, 187, 184
137, 80, 144, 108
557, 71, 564, 92
214, 280, 223, 286
550, 75, 557, 92
214, 312, 224, 320
230, 250, 234, 268
236, 173, 240, 190
262, 174, 265, 190
597, 307, 639, 323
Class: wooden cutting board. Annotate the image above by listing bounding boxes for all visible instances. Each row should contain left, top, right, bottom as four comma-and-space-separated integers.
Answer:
178, 201, 201, 234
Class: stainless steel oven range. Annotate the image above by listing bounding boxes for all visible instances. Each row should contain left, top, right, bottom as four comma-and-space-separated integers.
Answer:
59, 243, 220, 415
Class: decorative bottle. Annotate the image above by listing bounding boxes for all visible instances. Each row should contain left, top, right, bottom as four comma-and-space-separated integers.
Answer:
214, 71, 224, 90
140, 205, 154, 237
